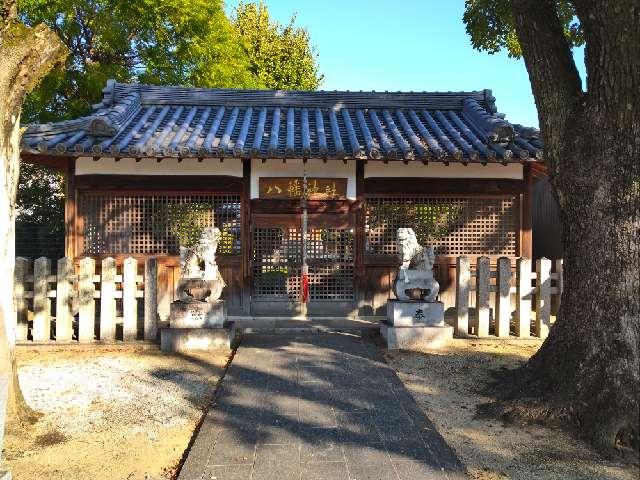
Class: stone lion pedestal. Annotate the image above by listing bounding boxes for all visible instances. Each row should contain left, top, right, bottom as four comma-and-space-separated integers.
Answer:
160, 227, 238, 353
381, 300, 453, 350
381, 228, 453, 350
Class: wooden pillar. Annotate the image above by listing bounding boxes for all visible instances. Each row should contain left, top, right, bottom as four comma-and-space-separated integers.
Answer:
516, 257, 532, 337
78, 257, 96, 342
64, 158, 77, 259
32, 257, 51, 342
455, 256, 470, 337
475, 256, 490, 337
100, 257, 117, 341
535, 257, 552, 338
55, 257, 74, 341
495, 256, 512, 337
144, 257, 158, 341
123, 257, 138, 341
14, 257, 29, 342
521, 164, 533, 258
241, 158, 251, 314
355, 159, 365, 316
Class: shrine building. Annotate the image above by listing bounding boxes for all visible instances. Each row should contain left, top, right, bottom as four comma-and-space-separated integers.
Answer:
20, 80, 545, 321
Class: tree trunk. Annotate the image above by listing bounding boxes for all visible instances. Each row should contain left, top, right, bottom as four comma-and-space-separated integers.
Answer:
505, 0, 640, 451
0, 5, 67, 437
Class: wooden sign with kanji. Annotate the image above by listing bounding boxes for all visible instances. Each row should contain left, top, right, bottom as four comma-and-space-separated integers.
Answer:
259, 178, 347, 199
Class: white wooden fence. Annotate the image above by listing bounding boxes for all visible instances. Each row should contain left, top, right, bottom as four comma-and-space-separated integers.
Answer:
14, 256, 158, 343
455, 256, 563, 339
13, 255, 562, 343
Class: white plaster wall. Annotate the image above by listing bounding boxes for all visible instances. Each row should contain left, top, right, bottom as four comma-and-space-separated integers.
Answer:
364, 162, 523, 179
251, 159, 356, 199
75, 157, 243, 176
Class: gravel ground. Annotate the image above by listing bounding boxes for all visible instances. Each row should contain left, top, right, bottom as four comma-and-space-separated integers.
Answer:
3, 346, 229, 480
383, 339, 639, 480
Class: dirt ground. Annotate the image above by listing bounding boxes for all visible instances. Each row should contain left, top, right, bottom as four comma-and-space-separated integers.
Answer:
384, 339, 640, 480
3, 345, 230, 480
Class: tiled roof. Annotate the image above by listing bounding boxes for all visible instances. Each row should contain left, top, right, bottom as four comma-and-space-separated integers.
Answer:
21, 80, 543, 163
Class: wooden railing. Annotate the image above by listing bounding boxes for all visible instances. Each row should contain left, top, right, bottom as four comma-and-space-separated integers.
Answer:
454, 256, 563, 339
14, 256, 158, 343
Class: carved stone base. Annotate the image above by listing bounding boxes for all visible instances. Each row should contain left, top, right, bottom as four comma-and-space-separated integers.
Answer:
386, 300, 445, 327
169, 300, 225, 329
160, 323, 238, 352
381, 323, 453, 350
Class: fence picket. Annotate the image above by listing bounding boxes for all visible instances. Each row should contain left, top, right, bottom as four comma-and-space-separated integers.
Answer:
32, 257, 51, 342
455, 256, 470, 337
55, 257, 74, 341
495, 257, 511, 337
474, 256, 490, 337
552, 259, 563, 316
78, 257, 96, 342
100, 257, 117, 341
144, 258, 158, 341
14, 257, 29, 342
516, 258, 532, 337
535, 257, 552, 338
123, 257, 138, 341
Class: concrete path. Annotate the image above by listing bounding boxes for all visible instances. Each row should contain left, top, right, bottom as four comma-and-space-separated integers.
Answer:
178, 334, 467, 480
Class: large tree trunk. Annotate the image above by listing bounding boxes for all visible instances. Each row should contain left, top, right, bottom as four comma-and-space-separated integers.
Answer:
505, 0, 640, 451
0, 1, 67, 436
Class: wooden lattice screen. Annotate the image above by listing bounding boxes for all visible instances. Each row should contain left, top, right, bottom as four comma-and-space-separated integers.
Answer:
252, 227, 302, 300
307, 228, 354, 301
252, 226, 354, 301
365, 196, 519, 256
79, 192, 242, 256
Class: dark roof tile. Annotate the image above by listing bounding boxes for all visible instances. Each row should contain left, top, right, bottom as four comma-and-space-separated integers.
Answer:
21, 81, 543, 162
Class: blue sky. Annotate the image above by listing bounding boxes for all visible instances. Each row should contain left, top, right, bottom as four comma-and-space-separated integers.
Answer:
229, 0, 586, 128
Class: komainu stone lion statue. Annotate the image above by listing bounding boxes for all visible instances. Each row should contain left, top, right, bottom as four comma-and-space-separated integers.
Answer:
178, 227, 226, 302
393, 228, 440, 302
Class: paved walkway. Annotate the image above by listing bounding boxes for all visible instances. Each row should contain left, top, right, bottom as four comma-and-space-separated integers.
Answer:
179, 334, 467, 480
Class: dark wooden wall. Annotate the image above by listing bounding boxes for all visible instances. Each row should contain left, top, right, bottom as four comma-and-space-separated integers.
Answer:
532, 176, 563, 259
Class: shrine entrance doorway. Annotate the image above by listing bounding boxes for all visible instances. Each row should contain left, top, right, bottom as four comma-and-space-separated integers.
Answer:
250, 212, 355, 317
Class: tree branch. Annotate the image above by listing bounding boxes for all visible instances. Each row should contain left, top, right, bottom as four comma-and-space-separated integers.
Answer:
511, 0, 583, 169
0, 22, 68, 135
572, 0, 640, 114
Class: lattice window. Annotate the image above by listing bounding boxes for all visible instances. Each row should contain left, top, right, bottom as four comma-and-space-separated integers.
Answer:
365, 196, 519, 256
308, 228, 354, 301
252, 227, 302, 299
79, 193, 242, 256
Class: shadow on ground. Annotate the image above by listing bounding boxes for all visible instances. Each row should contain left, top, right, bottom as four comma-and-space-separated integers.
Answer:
177, 333, 468, 480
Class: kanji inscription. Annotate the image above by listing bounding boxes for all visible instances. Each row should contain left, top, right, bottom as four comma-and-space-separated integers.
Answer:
259, 178, 347, 199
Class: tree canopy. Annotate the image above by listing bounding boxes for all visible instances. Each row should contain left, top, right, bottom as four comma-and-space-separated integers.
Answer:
233, 1, 322, 90
17, 0, 257, 123
463, 0, 584, 58
18, 0, 323, 124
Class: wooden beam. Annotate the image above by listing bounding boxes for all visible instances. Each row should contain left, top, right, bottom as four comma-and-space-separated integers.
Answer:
521, 164, 533, 258
355, 159, 366, 314
20, 153, 70, 170
250, 198, 362, 215
364, 177, 526, 195
64, 158, 77, 259
241, 159, 251, 315
74, 174, 243, 192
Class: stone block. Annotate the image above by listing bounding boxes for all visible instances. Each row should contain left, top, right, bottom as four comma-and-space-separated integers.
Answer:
170, 300, 225, 328
381, 323, 453, 350
160, 324, 238, 352
386, 300, 445, 327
